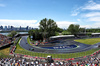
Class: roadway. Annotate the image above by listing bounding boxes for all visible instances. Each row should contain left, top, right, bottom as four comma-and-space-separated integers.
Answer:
19, 36, 100, 53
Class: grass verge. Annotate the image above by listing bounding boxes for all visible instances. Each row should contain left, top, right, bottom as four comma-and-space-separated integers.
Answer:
27, 37, 35, 46
0, 47, 11, 58
15, 48, 100, 59
15, 38, 28, 52
74, 38, 100, 45
14, 37, 100, 59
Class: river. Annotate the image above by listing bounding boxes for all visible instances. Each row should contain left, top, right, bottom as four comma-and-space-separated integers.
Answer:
0, 32, 28, 36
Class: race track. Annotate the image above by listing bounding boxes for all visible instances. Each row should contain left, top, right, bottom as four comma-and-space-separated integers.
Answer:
19, 36, 99, 53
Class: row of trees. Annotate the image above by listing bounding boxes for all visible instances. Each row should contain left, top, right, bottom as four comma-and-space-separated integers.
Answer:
86, 29, 100, 33
28, 29, 43, 40
28, 18, 100, 40
29, 18, 81, 40
67, 24, 87, 37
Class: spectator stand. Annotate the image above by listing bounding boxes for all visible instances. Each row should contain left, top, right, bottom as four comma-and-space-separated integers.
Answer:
0, 34, 14, 48
9, 35, 100, 65
0, 55, 100, 66
9, 37, 21, 56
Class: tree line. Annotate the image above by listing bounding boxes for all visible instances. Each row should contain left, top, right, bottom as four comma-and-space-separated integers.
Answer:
7, 18, 100, 40
28, 18, 100, 40
28, 18, 63, 40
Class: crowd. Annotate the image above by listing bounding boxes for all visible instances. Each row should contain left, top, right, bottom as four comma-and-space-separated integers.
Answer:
8, 37, 100, 66
0, 56, 99, 66
0, 34, 100, 66
0, 34, 12, 47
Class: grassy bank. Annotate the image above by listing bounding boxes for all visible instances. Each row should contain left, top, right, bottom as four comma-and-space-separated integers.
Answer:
15, 48, 100, 59
15, 38, 27, 52
27, 37, 35, 46
74, 38, 100, 45
14, 37, 100, 59
0, 47, 11, 58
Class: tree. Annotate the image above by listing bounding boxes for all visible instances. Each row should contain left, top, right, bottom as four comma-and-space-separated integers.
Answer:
34, 29, 43, 40
79, 28, 85, 33
39, 18, 57, 39
28, 29, 43, 40
8, 31, 17, 37
28, 29, 35, 38
67, 24, 80, 37
56, 27, 63, 33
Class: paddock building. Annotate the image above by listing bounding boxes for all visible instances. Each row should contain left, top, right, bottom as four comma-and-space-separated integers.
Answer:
49, 35, 75, 40
92, 33, 100, 37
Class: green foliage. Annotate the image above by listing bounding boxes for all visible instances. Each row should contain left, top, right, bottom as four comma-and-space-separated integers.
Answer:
8, 31, 17, 37
86, 32, 92, 37
67, 24, 80, 37
15, 37, 100, 59
34, 29, 43, 40
28, 29, 43, 40
56, 27, 63, 33
39, 18, 57, 38
86, 28, 100, 33
27, 37, 35, 44
79, 28, 86, 33
62, 30, 71, 35
55, 32, 59, 36
28, 29, 35, 37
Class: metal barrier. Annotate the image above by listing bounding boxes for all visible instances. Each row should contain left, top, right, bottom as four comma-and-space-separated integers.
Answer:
14, 48, 100, 60
9, 36, 100, 61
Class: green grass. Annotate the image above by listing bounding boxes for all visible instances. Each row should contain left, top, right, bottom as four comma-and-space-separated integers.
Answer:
0, 47, 11, 58
15, 48, 100, 59
0, 38, 18, 58
74, 38, 100, 45
27, 37, 35, 46
15, 38, 28, 52
14, 37, 100, 59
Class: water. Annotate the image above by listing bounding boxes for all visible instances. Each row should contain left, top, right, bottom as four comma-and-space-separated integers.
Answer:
17, 32, 28, 34
0, 32, 28, 36
0, 33, 9, 35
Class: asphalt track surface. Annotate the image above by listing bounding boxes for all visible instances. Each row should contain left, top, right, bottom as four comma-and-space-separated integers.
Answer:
19, 36, 100, 53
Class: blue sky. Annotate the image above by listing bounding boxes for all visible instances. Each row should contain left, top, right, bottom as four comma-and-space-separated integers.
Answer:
0, 0, 100, 28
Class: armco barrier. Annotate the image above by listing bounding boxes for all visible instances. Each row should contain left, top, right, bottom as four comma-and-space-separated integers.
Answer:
9, 37, 20, 56
10, 48, 100, 62
9, 37, 100, 62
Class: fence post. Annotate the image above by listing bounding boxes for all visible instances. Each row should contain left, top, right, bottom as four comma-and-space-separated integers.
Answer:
40, 53, 42, 57
68, 53, 69, 58
61, 54, 62, 59
38, 53, 39, 57
71, 53, 72, 58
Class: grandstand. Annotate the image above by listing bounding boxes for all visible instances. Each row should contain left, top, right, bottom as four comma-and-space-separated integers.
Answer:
8, 35, 100, 66
49, 35, 75, 40
0, 34, 13, 48
0, 34, 100, 66
92, 33, 100, 37
1, 53, 100, 66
